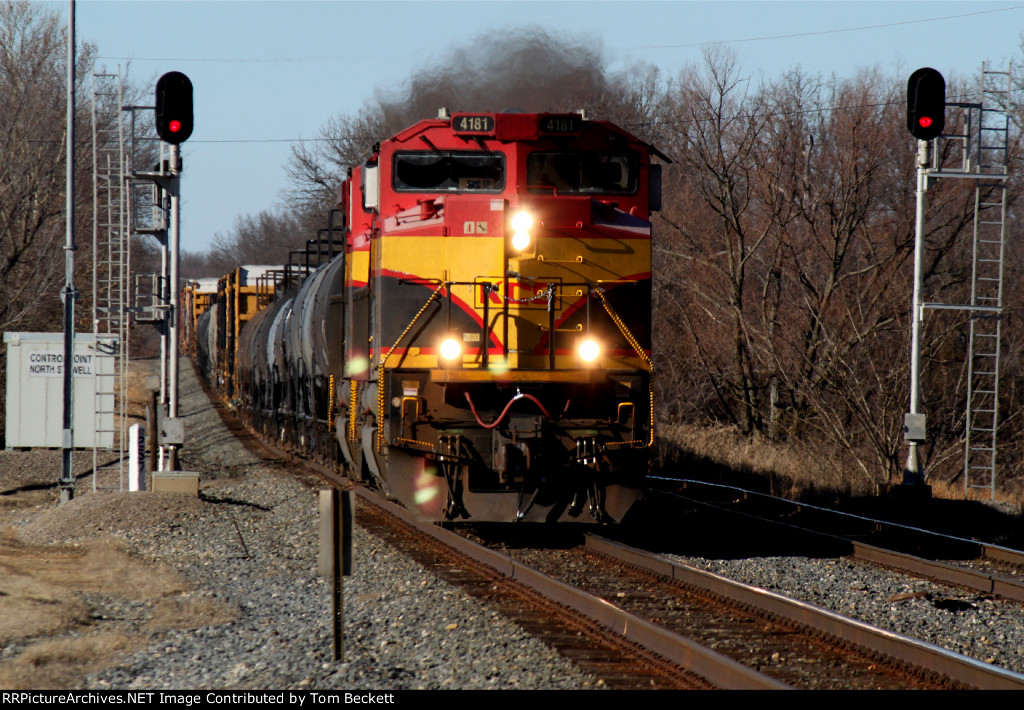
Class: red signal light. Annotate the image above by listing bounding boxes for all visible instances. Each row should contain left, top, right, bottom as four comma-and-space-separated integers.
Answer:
906, 68, 944, 141
155, 71, 193, 144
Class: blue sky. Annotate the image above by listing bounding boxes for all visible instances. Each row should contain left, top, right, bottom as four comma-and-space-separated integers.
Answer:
47, 1, 1024, 254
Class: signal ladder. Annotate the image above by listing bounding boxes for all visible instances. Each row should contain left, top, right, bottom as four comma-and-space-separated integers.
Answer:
964, 65, 1011, 499
930, 64, 1011, 499
90, 67, 129, 491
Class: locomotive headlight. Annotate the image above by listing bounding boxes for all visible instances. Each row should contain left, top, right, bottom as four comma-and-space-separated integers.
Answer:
510, 210, 533, 251
439, 337, 462, 362
579, 338, 600, 363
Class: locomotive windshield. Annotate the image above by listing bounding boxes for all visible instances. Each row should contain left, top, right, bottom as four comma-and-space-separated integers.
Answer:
393, 151, 505, 192
526, 151, 639, 195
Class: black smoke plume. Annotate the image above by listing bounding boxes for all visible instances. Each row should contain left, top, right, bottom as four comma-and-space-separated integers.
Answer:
373, 26, 628, 132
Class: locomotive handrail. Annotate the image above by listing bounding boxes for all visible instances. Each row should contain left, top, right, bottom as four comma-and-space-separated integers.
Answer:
376, 282, 447, 452
593, 287, 654, 447
421, 278, 649, 371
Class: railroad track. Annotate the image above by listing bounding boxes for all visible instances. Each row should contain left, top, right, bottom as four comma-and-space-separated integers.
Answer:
645, 480, 1024, 604
354, 493, 716, 690
199, 372, 1024, 688
357, 490, 1024, 689
579, 534, 1024, 689
199, 380, 735, 688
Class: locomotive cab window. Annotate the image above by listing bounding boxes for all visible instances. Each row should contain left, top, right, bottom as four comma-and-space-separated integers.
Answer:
527, 151, 639, 195
393, 151, 505, 192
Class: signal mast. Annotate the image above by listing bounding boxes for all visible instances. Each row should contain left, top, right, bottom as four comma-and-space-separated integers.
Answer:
902, 67, 945, 495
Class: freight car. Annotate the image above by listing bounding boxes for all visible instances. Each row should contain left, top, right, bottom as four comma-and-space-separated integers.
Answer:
198, 110, 664, 523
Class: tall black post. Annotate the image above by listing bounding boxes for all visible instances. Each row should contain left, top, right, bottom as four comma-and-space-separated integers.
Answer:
60, 0, 77, 504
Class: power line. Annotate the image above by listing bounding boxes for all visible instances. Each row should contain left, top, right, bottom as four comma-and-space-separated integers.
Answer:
196, 91, 985, 140
97, 6, 1024, 64
192, 138, 329, 144
634, 4, 1024, 51
96, 54, 363, 64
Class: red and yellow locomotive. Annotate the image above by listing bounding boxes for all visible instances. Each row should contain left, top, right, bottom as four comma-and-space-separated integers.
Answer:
215, 110, 663, 523
333, 110, 660, 522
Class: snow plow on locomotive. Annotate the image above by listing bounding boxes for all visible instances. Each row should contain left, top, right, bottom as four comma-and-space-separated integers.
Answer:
193, 111, 663, 523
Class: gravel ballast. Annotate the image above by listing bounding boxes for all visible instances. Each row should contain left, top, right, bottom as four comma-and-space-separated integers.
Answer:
669, 554, 1024, 674
3, 360, 600, 691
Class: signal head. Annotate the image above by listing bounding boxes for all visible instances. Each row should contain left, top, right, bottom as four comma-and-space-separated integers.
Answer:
156, 71, 193, 145
907, 67, 945, 141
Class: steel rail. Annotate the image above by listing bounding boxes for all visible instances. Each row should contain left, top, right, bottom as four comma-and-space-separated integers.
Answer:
585, 534, 1024, 690
850, 543, 1024, 603
353, 487, 788, 690
650, 477, 1024, 567
652, 486, 1024, 604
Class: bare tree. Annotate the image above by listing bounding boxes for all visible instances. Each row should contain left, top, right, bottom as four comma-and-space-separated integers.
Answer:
206, 208, 312, 274
286, 113, 386, 212
652, 53, 997, 488
0, 1, 77, 333
0, 2, 92, 438
267, 32, 1024, 495
0, 1, 156, 441
655, 48, 777, 434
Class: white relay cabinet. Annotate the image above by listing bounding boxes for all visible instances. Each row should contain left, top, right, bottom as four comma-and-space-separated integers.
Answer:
4, 332, 118, 448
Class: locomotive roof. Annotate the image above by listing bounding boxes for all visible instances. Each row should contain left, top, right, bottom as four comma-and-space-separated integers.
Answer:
384, 111, 669, 162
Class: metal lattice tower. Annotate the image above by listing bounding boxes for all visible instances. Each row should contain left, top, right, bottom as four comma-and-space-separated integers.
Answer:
91, 67, 129, 491
964, 64, 1011, 499
924, 64, 1012, 500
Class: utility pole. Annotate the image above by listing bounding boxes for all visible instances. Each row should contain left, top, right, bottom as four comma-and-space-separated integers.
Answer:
60, 0, 77, 504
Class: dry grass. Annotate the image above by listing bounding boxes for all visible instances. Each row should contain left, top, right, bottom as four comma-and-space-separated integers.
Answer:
125, 365, 156, 423
0, 489, 52, 511
0, 526, 236, 690
0, 532, 188, 606
146, 595, 238, 632
0, 530, 184, 649
659, 423, 808, 478
658, 422, 879, 500
929, 477, 1024, 510
0, 633, 149, 690
0, 557, 90, 641
0, 358, 238, 690
658, 422, 1024, 511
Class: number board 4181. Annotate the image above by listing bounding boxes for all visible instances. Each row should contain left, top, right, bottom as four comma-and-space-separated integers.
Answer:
539, 114, 582, 135
453, 115, 495, 135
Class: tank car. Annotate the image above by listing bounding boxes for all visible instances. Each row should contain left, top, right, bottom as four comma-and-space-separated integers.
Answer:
224, 111, 664, 523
